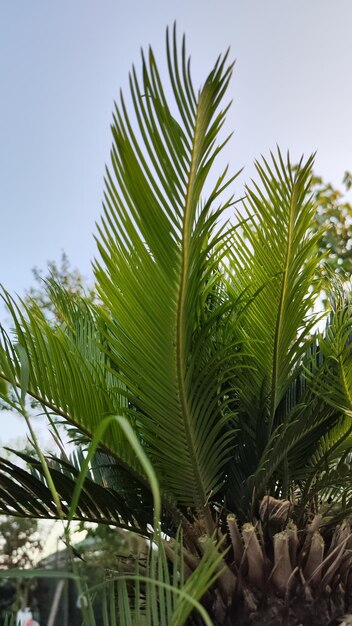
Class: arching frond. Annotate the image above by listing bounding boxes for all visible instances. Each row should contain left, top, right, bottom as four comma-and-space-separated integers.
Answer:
93, 27, 239, 521
226, 151, 322, 434
222, 152, 327, 514
0, 449, 152, 533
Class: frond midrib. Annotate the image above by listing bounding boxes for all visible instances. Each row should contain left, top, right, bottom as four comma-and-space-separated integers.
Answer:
269, 181, 297, 432
176, 92, 213, 529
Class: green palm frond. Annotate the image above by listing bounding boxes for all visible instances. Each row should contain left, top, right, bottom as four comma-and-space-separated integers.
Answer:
0, 291, 113, 425
0, 29, 240, 527
226, 302, 352, 516
226, 152, 321, 432
222, 152, 326, 514
298, 432, 352, 518
93, 27, 239, 522
308, 301, 352, 416
0, 449, 151, 532
0, 290, 152, 498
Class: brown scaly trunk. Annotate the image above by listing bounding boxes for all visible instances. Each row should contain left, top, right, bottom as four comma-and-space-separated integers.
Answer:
184, 497, 352, 626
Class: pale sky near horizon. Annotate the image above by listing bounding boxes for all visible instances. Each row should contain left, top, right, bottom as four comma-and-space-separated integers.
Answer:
1, 0, 352, 444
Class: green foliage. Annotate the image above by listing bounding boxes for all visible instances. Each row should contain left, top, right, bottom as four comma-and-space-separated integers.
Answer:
25, 251, 96, 324
0, 25, 352, 625
0, 516, 42, 616
0, 378, 7, 400
311, 170, 352, 277
3, 613, 15, 626
0, 518, 41, 570
1, 26, 351, 528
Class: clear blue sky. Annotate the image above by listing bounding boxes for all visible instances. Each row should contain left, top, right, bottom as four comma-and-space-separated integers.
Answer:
1, 0, 352, 442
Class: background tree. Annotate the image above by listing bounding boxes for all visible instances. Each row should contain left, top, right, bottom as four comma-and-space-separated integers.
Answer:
311, 170, 352, 278
24, 252, 96, 324
0, 516, 42, 618
0, 517, 41, 572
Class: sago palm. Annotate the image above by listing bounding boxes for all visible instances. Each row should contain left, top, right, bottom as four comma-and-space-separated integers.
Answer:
1, 27, 352, 625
